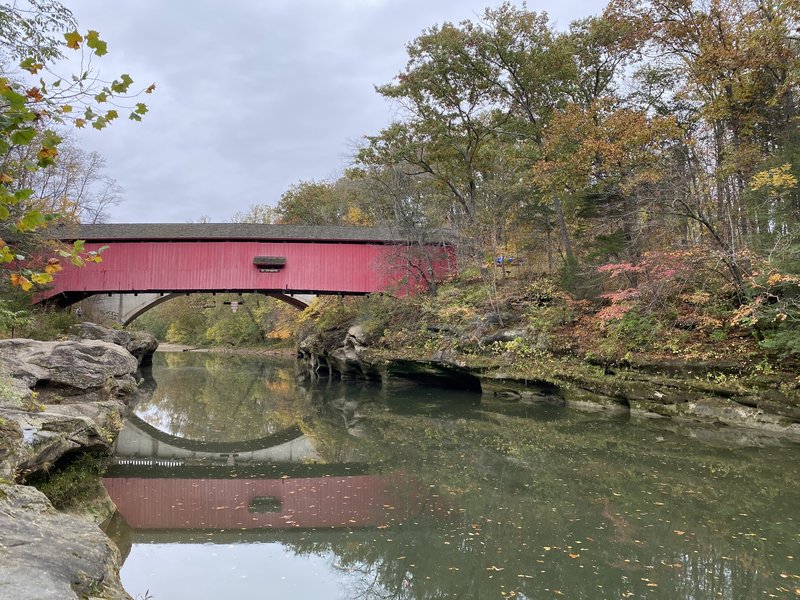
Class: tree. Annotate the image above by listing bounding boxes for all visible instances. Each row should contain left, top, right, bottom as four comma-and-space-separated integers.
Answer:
0, 0, 154, 292
230, 203, 279, 224
11, 134, 121, 224
275, 178, 372, 226
356, 19, 504, 258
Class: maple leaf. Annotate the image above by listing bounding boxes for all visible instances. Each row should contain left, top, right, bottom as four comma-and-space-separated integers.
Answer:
26, 87, 44, 102
85, 30, 108, 56
64, 31, 83, 49
44, 258, 62, 274
10, 273, 33, 291
19, 58, 43, 74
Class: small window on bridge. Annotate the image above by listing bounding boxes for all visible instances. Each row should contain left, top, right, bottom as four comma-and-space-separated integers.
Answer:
249, 496, 283, 513
253, 256, 286, 273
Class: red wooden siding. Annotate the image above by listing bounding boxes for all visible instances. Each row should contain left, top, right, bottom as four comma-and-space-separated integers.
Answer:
40, 240, 455, 299
103, 474, 433, 530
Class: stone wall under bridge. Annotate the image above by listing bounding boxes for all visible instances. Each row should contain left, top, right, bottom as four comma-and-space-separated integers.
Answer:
76, 292, 316, 327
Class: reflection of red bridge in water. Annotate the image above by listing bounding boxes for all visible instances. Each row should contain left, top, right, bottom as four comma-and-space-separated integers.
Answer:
104, 473, 444, 530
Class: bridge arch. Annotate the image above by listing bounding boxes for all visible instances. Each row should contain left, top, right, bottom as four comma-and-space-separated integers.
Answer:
77, 291, 315, 327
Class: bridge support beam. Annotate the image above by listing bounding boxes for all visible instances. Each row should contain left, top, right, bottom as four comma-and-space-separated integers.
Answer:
78, 292, 316, 327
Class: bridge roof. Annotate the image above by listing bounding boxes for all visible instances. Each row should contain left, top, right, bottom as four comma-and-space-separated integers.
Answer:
56, 223, 447, 244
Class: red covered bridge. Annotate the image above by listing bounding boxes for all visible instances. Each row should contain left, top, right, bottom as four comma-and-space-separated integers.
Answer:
40, 224, 455, 308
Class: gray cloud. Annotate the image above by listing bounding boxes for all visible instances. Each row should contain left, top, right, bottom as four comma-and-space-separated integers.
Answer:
65, 0, 606, 222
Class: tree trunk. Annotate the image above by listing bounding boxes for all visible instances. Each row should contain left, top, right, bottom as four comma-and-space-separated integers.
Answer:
553, 194, 575, 264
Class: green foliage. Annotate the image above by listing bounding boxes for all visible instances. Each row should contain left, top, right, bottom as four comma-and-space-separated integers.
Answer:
21, 307, 77, 340
760, 328, 800, 357
165, 312, 207, 346
205, 313, 262, 346
0, 301, 32, 337
275, 179, 372, 226
559, 258, 601, 300
132, 294, 297, 348
709, 328, 728, 343
28, 452, 106, 510
0, 296, 77, 339
295, 296, 360, 338
605, 309, 661, 353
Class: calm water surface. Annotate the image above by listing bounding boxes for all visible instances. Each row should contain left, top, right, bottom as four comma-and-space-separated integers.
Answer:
104, 352, 800, 600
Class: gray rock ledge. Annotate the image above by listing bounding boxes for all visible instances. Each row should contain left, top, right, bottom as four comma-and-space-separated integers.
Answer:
0, 483, 130, 600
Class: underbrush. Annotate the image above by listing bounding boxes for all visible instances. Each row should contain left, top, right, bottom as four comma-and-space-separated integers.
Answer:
26, 452, 107, 510
292, 262, 796, 377
0, 295, 78, 340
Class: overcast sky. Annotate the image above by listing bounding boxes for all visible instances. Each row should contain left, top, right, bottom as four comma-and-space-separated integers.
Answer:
64, 0, 606, 223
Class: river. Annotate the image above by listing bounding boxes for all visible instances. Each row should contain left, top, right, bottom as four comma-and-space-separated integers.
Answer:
102, 352, 800, 600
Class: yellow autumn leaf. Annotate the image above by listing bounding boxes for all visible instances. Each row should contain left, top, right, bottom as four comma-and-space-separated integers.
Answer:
64, 31, 83, 49
44, 262, 62, 274
10, 273, 33, 291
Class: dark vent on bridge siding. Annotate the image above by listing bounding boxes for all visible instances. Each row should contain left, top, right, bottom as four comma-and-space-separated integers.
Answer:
253, 256, 286, 273
249, 496, 283, 513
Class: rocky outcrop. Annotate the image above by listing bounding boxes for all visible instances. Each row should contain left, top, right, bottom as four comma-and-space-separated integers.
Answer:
299, 325, 381, 380
480, 328, 528, 346
0, 339, 139, 404
0, 483, 130, 600
385, 359, 482, 392
299, 324, 800, 439
482, 366, 800, 439
70, 322, 158, 366
0, 401, 126, 480
0, 337, 144, 599
0, 337, 146, 479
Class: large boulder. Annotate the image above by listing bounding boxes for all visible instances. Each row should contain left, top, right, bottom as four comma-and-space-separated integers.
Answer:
70, 322, 158, 366
0, 338, 140, 478
0, 339, 139, 402
0, 401, 127, 480
299, 325, 381, 379
0, 483, 130, 600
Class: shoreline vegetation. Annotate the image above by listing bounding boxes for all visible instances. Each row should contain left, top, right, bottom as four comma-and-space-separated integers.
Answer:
288, 273, 800, 441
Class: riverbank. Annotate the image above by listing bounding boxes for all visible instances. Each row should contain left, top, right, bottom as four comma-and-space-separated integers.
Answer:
294, 277, 800, 440
0, 325, 158, 600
